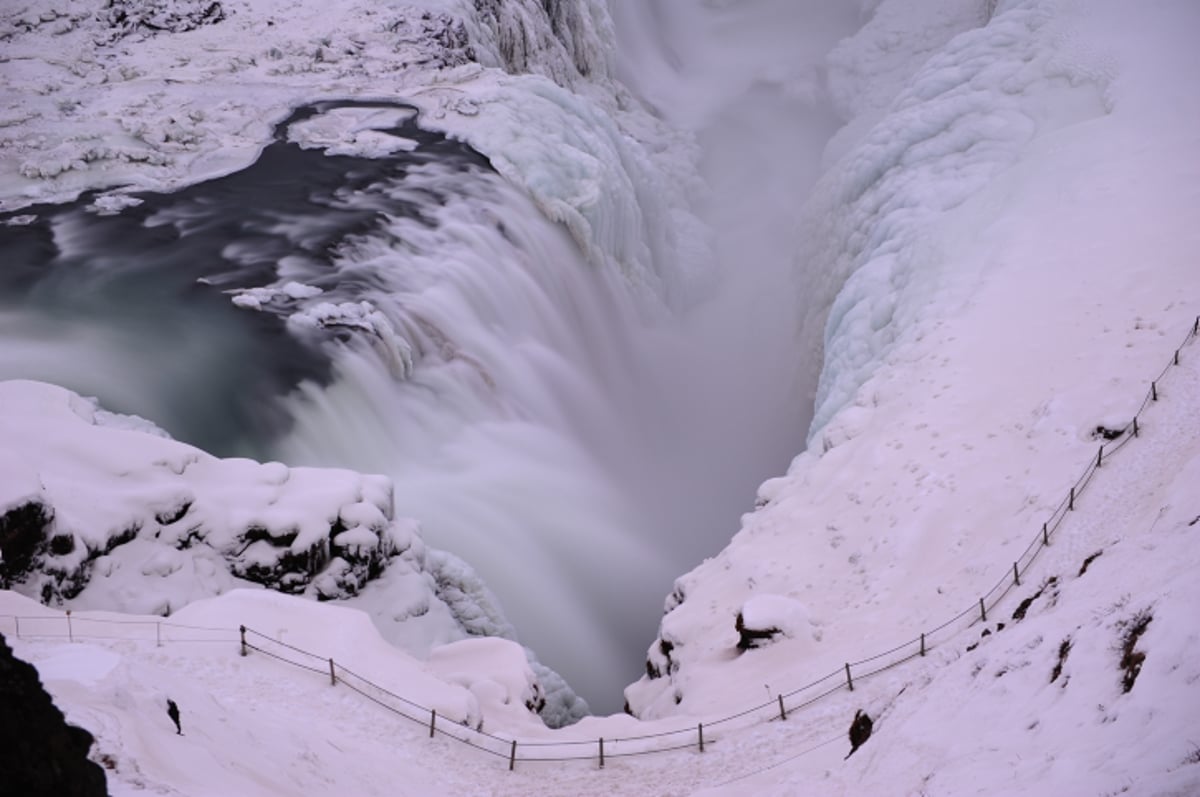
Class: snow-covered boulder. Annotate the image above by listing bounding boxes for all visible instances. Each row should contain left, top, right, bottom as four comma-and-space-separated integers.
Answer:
426, 636, 546, 727
735, 594, 817, 651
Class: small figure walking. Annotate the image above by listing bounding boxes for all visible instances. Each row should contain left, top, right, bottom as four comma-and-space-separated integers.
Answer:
844, 709, 872, 759
167, 698, 183, 735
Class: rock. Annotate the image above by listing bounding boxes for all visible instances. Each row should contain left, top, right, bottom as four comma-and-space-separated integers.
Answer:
103, 0, 226, 39
0, 633, 107, 796
0, 501, 54, 587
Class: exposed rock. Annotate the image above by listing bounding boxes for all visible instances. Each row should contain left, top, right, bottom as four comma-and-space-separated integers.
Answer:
0, 501, 54, 587
0, 633, 107, 797
385, 10, 475, 70
103, 0, 226, 39
1118, 609, 1152, 693
736, 610, 781, 651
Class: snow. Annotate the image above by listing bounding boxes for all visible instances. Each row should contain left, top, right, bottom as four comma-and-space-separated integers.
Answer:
2, 0, 1200, 792
0, 379, 450, 639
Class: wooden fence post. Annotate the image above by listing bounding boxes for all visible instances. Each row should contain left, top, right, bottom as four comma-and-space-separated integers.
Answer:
1133, 417, 1139, 438
778, 694, 787, 721
13, 617, 19, 639
1069, 487, 1075, 511
509, 740, 517, 771
979, 598, 987, 623
1042, 522, 1050, 546
1097, 446, 1103, 468
328, 658, 336, 686
599, 737, 605, 768
1013, 562, 1021, 587
845, 662, 854, 692
156, 622, 162, 648
1152, 381, 1158, 401
698, 722, 705, 753
429, 709, 437, 738
240, 625, 247, 656
920, 632, 926, 657
66, 610, 73, 643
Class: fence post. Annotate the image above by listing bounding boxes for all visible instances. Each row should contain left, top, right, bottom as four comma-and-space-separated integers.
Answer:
1013, 562, 1020, 586
979, 598, 987, 623
66, 610, 73, 643
778, 694, 788, 721
156, 622, 162, 648
698, 722, 705, 753
1175, 350, 1180, 366
1152, 381, 1158, 401
920, 632, 926, 657
429, 709, 437, 739
1097, 446, 1103, 468
240, 625, 247, 656
509, 740, 517, 771
328, 658, 336, 687
599, 737, 605, 769
1043, 522, 1050, 546
1194, 316, 1199, 335
1132, 417, 1139, 438
844, 662, 854, 692
13, 617, 18, 639
1069, 487, 1075, 511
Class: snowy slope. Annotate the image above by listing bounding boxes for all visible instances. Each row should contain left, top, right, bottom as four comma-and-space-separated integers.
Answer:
8, 374, 1200, 796
627, 0, 1200, 717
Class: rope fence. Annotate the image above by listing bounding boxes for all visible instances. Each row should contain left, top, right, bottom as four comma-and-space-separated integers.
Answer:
3, 315, 1195, 770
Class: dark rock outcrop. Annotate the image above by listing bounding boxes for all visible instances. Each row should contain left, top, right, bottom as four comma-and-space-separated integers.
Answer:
103, 0, 226, 38
0, 633, 108, 796
0, 501, 54, 587
735, 610, 782, 650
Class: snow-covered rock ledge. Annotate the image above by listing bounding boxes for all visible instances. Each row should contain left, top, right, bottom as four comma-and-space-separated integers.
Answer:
0, 380, 429, 614
0, 379, 591, 726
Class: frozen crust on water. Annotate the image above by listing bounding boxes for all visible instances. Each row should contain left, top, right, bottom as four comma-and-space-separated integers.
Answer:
0, 0, 705, 304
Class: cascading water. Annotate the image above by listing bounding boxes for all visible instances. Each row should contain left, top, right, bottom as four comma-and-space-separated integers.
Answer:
273, 0, 865, 711
0, 0, 867, 715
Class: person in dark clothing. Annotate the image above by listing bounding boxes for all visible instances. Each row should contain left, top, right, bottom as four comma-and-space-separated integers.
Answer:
845, 709, 873, 759
167, 698, 182, 735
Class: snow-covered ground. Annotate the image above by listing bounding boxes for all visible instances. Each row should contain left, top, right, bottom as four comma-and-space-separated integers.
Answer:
3, 0, 1200, 793
7, 350, 1200, 794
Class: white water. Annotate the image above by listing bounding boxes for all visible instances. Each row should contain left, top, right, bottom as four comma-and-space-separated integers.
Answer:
270, 2, 863, 712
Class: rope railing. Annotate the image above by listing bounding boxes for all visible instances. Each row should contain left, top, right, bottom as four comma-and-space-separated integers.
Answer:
3, 315, 1195, 770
